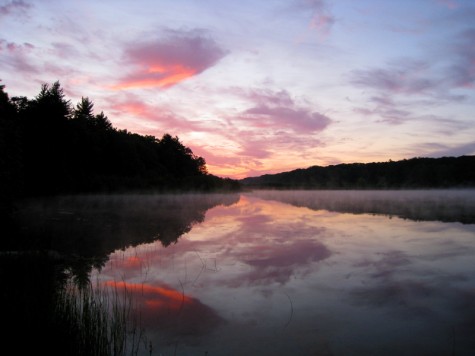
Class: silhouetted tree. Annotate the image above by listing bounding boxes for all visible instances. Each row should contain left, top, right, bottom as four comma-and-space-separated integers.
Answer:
0, 83, 22, 218
242, 156, 475, 189
92, 111, 113, 131
0, 81, 238, 196
73, 97, 94, 122
158, 134, 207, 177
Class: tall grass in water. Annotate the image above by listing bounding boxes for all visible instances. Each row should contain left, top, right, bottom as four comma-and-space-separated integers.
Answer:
54, 278, 145, 356
1, 253, 147, 355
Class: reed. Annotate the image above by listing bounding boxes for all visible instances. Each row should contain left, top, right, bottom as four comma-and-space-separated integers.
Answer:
53, 277, 145, 356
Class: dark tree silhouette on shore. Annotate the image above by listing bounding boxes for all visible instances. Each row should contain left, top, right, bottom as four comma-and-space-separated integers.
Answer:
242, 156, 475, 189
0, 81, 240, 198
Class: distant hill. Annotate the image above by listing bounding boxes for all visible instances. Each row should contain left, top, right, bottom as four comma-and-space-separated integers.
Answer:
241, 156, 475, 189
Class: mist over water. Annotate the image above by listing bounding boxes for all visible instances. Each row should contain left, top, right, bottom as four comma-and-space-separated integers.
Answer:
87, 190, 475, 355
250, 189, 475, 224
8, 190, 475, 355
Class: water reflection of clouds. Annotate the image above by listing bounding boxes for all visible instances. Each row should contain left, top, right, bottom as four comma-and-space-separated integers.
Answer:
93, 191, 475, 354
102, 280, 224, 338
223, 239, 331, 286
354, 250, 411, 279
99, 195, 336, 319
349, 279, 436, 317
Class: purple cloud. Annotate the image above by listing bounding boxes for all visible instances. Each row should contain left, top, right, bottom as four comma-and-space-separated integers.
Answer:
447, 28, 475, 88
115, 29, 228, 89
297, 0, 335, 37
238, 139, 272, 159
239, 88, 332, 133
225, 239, 331, 286
350, 60, 438, 95
353, 95, 411, 125
0, 39, 37, 73
426, 141, 475, 157
0, 0, 30, 16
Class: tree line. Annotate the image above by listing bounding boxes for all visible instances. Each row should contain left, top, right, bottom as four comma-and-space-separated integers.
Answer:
241, 156, 475, 189
0, 81, 240, 203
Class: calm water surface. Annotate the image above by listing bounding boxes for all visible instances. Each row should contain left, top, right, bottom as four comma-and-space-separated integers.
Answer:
85, 190, 475, 355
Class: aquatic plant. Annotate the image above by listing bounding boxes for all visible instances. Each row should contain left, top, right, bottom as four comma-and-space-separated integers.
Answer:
54, 277, 145, 356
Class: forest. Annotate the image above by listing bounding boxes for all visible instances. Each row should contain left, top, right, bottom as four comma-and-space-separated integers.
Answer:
241, 156, 475, 189
2, 80, 474, 208
0, 81, 240, 204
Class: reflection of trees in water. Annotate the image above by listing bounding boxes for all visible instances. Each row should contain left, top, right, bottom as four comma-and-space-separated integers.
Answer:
250, 190, 475, 224
11, 193, 239, 279
2, 194, 239, 353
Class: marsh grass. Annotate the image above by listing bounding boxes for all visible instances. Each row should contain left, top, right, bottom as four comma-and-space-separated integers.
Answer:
0, 252, 146, 356
54, 277, 146, 356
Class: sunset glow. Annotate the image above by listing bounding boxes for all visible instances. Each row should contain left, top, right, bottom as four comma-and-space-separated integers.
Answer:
113, 65, 197, 89
1, 0, 474, 178
104, 280, 192, 311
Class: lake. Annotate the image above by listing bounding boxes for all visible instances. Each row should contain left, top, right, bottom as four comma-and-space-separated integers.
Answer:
9, 190, 475, 355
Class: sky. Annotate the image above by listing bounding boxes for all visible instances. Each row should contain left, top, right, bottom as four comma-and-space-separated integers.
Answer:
1, 0, 474, 178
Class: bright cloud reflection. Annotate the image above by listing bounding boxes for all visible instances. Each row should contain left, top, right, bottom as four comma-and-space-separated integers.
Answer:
93, 190, 475, 355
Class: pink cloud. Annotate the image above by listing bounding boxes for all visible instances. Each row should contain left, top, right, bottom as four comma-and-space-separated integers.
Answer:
244, 106, 331, 132
105, 95, 204, 133
114, 30, 227, 89
298, 0, 335, 38
239, 89, 331, 133
0, 0, 30, 16
0, 39, 37, 73
238, 139, 272, 159
190, 145, 242, 167
309, 12, 335, 37
222, 227, 331, 286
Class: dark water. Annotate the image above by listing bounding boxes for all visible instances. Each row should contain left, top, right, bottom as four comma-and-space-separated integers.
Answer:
8, 190, 475, 355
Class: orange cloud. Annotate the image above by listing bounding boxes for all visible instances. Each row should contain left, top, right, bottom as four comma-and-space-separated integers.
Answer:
114, 30, 227, 89
113, 64, 197, 89
102, 280, 224, 334
123, 256, 142, 268
104, 280, 192, 311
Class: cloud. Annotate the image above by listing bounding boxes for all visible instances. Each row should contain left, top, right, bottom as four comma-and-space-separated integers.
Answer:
104, 281, 224, 335
309, 12, 335, 38
238, 139, 272, 159
114, 29, 227, 89
349, 279, 435, 317
353, 95, 411, 125
0, 39, 34, 52
177, 87, 332, 177
354, 251, 411, 279
0, 39, 37, 73
238, 88, 332, 133
349, 27, 475, 97
348, 54, 473, 125
426, 141, 475, 157
447, 28, 475, 88
297, 0, 335, 38
0, 0, 30, 16
350, 60, 438, 95
224, 237, 331, 286
104, 95, 205, 134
